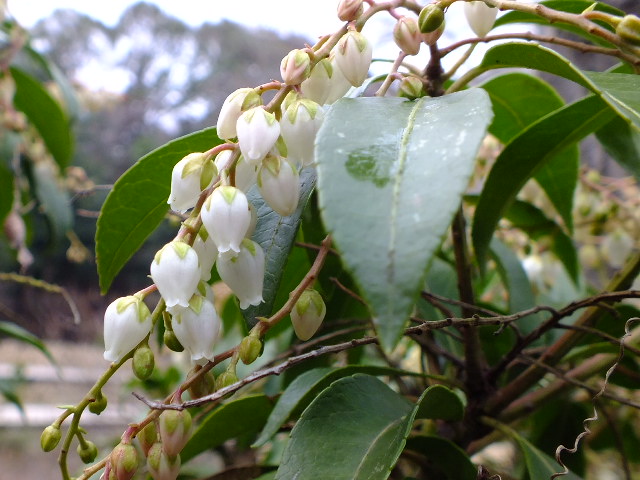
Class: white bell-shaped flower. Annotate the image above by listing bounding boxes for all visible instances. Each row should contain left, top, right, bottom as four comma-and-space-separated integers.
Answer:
216, 88, 262, 140
150, 241, 200, 311
236, 107, 281, 166
216, 150, 258, 193
171, 294, 222, 365
291, 289, 326, 341
168, 152, 215, 213
201, 186, 251, 257
103, 295, 152, 363
280, 99, 324, 167
193, 227, 218, 281
301, 58, 333, 105
463, 1, 497, 37
325, 54, 353, 104
216, 239, 265, 310
333, 31, 372, 87
258, 156, 300, 217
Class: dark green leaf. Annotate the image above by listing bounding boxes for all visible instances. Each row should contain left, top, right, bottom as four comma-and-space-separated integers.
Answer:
96, 127, 221, 293
404, 435, 476, 480
242, 167, 316, 326
415, 385, 464, 421
0, 378, 23, 412
316, 90, 493, 351
11, 67, 73, 168
254, 365, 420, 447
276, 374, 413, 480
596, 116, 640, 179
472, 95, 615, 268
181, 394, 274, 462
32, 162, 73, 240
0, 321, 56, 365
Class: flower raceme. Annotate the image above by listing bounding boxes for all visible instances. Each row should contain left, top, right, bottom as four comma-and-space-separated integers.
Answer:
216, 238, 265, 309
201, 185, 251, 257
150, 241, 201, 311
236, 107, 281, 165
167, 152, 215, 213
103, 295, 152, 363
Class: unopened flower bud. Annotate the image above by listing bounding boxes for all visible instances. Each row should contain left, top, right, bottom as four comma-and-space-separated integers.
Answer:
147, 442, 181, 480
103, 295, 152, 363
394, 16, 422, 55
418, 4, 445, 33
463, 1, 497, 37
171, 295, 222, 365
132, 344, 155, 380
188, 369, 216, 399
216, 88, 262, 140
617, 15, 640, 46
333, 31, 372, 87
399, 76, 425, 99
111, 442, 139, 480
236, 107, 280, 165
151, 241, 200, 311
422, 19, 445, 45
88, 391, 108, 415
337, 0, 363, 21
138, 422, 158, 457
280, 49, 311, 85
201, 186, 251, 257
301, 58, 333, 105
258, 156, 300, 217
239, 335, 262, 365
215, 370, 239, 390
291, 289, 326, 341
164, 329, 184, 352
167, 152, 215, 213
216, 239, 265, 309
77, 440, 98, 464
41, 424, 61, 452
159, 410, 192, 457
280, 99, 324, 167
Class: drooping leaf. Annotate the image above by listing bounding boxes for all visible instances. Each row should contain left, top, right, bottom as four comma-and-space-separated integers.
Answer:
482, 72, 577, 232
316, 90, 493, 351
596, 116, 640, 179
414, 384, 464, 421
276, 374, 413, 480
32, 162, 73, 240
11, 67, 73, 169
96, 127, 221, 293
242, 168, 316, 326
0, 321, 56, 366
404, 436, 477, 480
0, 378, 23, 413
472, 95, 615, 268
181, 394, 274, 463
254, 365, 421, 447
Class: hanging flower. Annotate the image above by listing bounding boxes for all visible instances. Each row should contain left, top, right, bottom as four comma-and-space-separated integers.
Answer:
150, 241, 200, 310
171, 294, 222, 365
201, 186, 251, 258
192, 227, 218, 281
301, 58, 334, 105
216, 239, 265, 309
463, 1, 497, 37
333, 31, 372, 87
280, 49, 311, 85
236, 107, 281, 165
216, 88, 262, 140
103, 295, 152, 363
146, 442, 181, 480
167, 152, 215, 213
280, 99, 324, 167
258, 155, 300, 216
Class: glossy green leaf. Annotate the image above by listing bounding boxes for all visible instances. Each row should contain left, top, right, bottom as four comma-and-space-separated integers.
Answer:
596, 116, 640, 179
482, 72, 577, 232
472, 95, 615, 268
96, 127, 221, 293
0, 321, 55, 365
415, 385, 464, 421
11, 67, 73, 168
181, 394, 274, 463
242, 167, 316, 326
32, 162, 73, 240
404, 436, 476, 480
276, 374, 413, 480
254, 365, 420, 447
583, 71, 640, 131
316, 90, 493, 351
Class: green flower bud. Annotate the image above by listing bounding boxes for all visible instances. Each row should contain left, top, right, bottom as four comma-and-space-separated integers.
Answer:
132, 344, 155, 380
291, 289, 326, 341
280, 49, 312, 85
111, 442, 139, 480
399, 76, 425, 100
187, 368, 216, 399
418, 4, 445, 34
138, 422, 158, 457
88, 391, 108, 415
41, 424, 62, 452
617, 15, 640, 46
215, 371, 238, 391
164, 330, 184, 352
239, 335, 263, 365
77, 440, 98, 464
159, 410, 192, 457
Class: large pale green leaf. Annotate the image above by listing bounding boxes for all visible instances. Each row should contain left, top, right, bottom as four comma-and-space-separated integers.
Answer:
276, 374, 413, 480
482, 72, 577, 232
96, 127, 221, 292
242, 168, 316, 326
32, 162, 73, 240
11, 67, 73, 168
181, 394, 274, 462
316, 90, 493, 351
404, 436, 477, 480
472, 95, 615, 268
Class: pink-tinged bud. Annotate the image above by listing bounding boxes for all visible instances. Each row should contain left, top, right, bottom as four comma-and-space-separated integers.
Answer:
394, 16, 422, 55
138, 422, 158, 457
167, 152, 215, 213
422, 19, 445, 46
280, 49, 311, 85
192, 227, 218, 281
216, 239, 265, 310
111, 442, 139, 480
300, 58, 333, 105
201, 186, 251, 258
216, 88, 262, 140
236, 107, 281, 165
280, 99, 324, 167
463, 1, 497, 37
171, 295, 222, 365
40, 424, 61, 452
159, 410, 192, 457
132, 344, 155, 380
337, 0, 364, 21
147, 442, 181, 480
77, 440, 98, 464
151, 242, 201, 311
103, 296, 152, 363
258, 156, 300, 217
333, 31, 372, 87
291, 289, 326, 341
